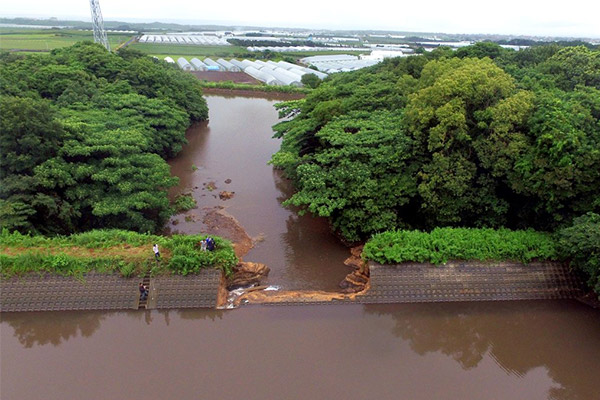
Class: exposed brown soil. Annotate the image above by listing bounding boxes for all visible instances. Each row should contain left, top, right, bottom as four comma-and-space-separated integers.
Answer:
234, 281, 370, 306
192, 71, 260, 84
216, 273, 229, 308
227, 261, 270, 290
202, 207, 254, 258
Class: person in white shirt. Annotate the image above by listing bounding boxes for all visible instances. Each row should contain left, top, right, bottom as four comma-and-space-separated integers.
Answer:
153, 244, 160, 260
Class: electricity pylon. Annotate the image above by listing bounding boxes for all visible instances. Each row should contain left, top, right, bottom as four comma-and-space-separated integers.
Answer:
89, 0, 110, 51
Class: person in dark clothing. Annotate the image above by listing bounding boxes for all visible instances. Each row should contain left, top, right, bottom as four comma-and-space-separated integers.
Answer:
206, 237, 215, 251
139, 283, 148, 300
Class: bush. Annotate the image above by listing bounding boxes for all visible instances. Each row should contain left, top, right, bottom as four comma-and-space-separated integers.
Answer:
557, 213, 600, 296
165, 235, 237, 276
301, 73, 321, 89
363, 227, 559, 265
173, 193, 197, 213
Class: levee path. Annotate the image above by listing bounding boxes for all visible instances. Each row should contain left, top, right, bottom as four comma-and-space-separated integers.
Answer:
1, 260, 592, 312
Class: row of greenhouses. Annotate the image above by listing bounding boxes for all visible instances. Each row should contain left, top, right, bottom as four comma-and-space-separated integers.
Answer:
300, 55, 380, 73
140, 35, 230, 46
167, 57, 329, 86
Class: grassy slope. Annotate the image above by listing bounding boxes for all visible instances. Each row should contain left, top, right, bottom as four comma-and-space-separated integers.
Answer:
0, 229, 237, 278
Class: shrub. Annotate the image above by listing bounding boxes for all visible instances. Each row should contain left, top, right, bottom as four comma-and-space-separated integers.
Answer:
363, 227, 559, 265
557, 213, 600, 296
173, 193, 197, 213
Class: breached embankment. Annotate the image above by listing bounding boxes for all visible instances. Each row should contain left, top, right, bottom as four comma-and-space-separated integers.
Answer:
195, 202, 373, 308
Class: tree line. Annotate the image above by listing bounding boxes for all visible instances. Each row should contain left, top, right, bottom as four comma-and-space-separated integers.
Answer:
0, 42, 208, 235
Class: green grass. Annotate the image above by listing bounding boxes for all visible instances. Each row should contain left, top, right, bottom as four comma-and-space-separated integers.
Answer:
0, 229, 238, 277
198, 80, 310, 94
363, 227, 559, 265
0, 28, 133, 51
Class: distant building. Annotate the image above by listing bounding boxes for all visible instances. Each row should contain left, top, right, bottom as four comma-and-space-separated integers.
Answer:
360, 50, 405, 61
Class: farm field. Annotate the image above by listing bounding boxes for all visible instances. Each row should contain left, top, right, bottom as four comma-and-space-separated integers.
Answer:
0, 28, 133, 52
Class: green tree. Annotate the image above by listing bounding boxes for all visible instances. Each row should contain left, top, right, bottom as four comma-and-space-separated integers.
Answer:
0, 96, 75, 233
271, 45, 600, 241
0, 42, 208, 234
301, 73, 321, 89
280, 111, 416, 241
403, 57, 528, 226
557, 213, 600, 296
539, 46, 600, 90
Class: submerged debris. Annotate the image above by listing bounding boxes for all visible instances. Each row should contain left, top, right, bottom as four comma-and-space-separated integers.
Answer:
219, 191, 235, 200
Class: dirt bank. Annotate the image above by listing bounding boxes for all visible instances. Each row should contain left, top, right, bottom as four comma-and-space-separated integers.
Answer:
202, 206, 254, 259
201, 87, 306, 100
233, 282, 370, 306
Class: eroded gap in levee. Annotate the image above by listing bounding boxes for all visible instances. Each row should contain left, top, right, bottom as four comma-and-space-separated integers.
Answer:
220, 245, 372, 308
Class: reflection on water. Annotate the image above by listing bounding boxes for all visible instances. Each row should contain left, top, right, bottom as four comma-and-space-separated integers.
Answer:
364, 301, 600, 400
0, 311, 108, 348
2, 302, 599, 400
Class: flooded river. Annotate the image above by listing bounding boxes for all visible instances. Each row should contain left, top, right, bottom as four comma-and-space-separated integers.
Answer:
167, 94, 350, 290
2, 94, 599, 400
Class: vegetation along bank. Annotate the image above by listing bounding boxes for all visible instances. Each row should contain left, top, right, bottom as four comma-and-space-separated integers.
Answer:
0, 229, 237, 278
271, 43, 600, 296
1, 42, 207, 235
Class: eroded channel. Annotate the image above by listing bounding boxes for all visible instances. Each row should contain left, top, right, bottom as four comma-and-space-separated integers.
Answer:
167, 94, 351, 292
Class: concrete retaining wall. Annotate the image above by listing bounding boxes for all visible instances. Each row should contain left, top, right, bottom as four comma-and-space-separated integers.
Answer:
0, 273, 139, 312
358, 261, 585, 304
151, 270, 221, 309
0, 269, 222, 312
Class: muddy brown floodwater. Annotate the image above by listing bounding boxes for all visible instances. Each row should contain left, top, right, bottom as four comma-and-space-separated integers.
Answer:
2, 301, 600, 400
2, 95, 599, 400
167, 94, 351, 290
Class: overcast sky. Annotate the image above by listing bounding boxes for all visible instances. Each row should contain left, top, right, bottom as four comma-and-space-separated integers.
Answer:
3, 0, 599, 38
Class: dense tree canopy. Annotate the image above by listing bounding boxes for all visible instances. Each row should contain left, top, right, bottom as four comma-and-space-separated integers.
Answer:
271, 44, 600, 242
0, 42, 208, 234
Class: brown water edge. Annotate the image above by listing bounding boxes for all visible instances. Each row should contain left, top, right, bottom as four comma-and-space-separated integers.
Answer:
2, 301, 599, 400
166, 95, 352, 291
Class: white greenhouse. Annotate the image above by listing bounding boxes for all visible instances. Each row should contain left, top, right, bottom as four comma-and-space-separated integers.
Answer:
177, 57, 193, 71
190, 58, 208, 71
229, 59, 246, 70
216, 58, 241, 72
203, 58, 222, 71
244, 66, 282, 86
